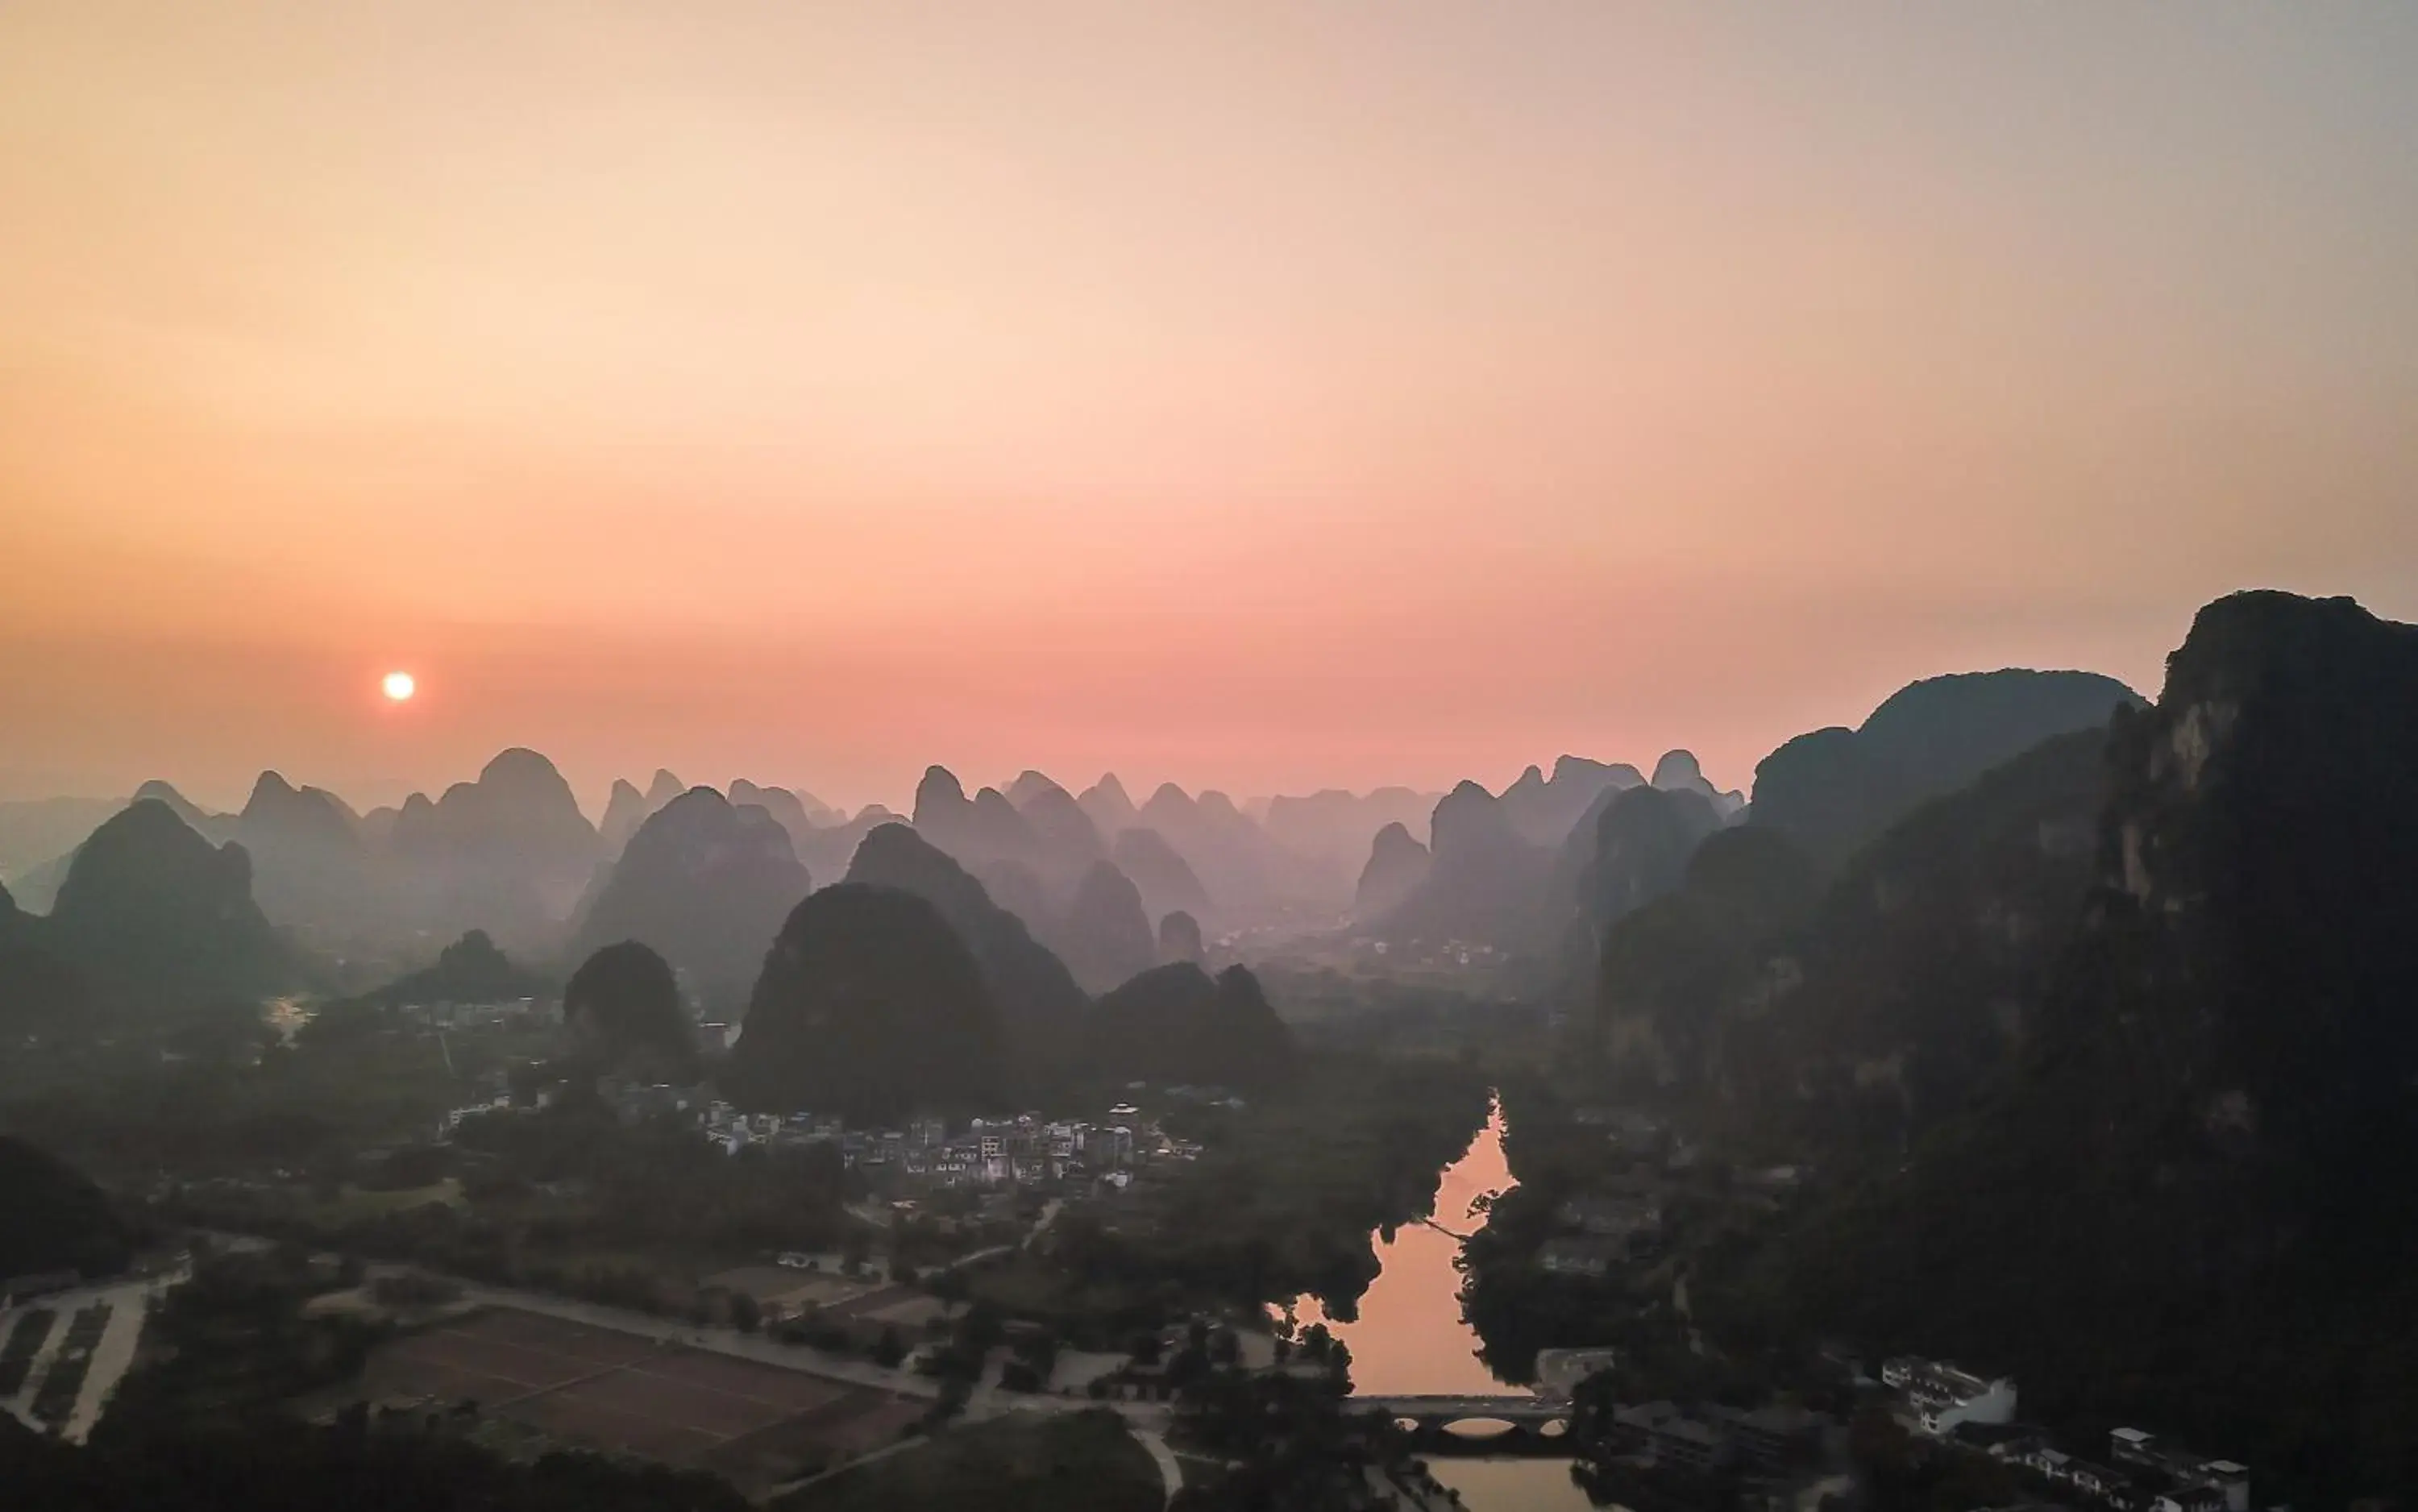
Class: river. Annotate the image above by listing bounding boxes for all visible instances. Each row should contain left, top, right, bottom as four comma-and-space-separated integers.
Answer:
1282, 1098, 1602, 1512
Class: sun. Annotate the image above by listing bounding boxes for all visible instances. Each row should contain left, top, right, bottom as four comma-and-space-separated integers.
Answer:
381, 671, 417, 702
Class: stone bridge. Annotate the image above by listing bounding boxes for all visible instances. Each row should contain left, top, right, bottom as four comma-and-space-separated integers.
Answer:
1348, 1395, 1571, 1452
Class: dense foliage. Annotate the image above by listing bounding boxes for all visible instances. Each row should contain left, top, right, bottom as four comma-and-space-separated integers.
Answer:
776, 1409, 1160, 1512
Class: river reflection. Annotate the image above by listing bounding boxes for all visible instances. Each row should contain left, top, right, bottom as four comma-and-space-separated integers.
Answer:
1278, 1099, 1604, 1512
1284, 1097, 1511, 1394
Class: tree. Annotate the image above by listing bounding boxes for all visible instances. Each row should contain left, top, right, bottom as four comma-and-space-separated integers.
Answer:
870, 1325, 906, 1369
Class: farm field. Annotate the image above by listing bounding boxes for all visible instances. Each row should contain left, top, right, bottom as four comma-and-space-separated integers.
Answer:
350, 1307, 918, 1489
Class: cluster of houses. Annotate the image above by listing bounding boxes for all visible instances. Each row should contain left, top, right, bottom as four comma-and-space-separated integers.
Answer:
393, 995, 555, 1031
696, 1103, 1190, 1188
431, 1057, 1215, 1196
1880, 1356, 2021, 1436
1537, 1170, 1666, 1279
1538, 1188, 1664, 1278
1603, 1399, 1828, 1477
588, 1081, 1203, 1190
1882, 1356, 2252, 1512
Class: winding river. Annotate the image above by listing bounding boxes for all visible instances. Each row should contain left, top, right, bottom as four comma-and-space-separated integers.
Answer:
1283, 1099, 1600, 1512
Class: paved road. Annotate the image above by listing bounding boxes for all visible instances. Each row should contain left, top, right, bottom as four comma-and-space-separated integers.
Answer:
1023, 1198, 1065, 1251
1134, 1426, 1184, 1506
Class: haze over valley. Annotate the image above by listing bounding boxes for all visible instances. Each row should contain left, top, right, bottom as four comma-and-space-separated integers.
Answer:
6, 6, 2418, 1512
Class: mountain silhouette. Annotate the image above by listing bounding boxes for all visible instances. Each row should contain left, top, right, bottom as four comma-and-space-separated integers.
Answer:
1111, 826, 1215, 929
1751, 669, 2138, 867
727, 884, 1007, 1123
348, 928, 550, 1010
563, 940, 698, 1082
1733, 594, 2416, 1501
388, 748, 600, 949
1158, 908, 1204, 964
570, 787, 810, 1016
1048, 860, 1158, 993
844, 823, 1086, 1064
1499, 758, 1642, 847
1261, 785, 1440, 892
1353, 821, 1432, 922
1084, 962, 1294, 1090
232, 771, 374, 936
1374, 781, 1553, 947
598, 779, 652, 855
1077, 774, 1140, 838
1004, 770, 1066, 808
44, 799, 289, 1016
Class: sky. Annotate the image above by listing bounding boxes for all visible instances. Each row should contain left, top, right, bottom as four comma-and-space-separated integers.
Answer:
4, 3, 2415, 813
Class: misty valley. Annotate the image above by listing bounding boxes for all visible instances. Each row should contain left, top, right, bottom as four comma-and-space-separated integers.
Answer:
2, 590, 2412, 1511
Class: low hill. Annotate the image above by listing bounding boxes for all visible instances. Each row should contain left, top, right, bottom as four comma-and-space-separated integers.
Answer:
345, 929, 551, 1009
563, 941, 698, 1082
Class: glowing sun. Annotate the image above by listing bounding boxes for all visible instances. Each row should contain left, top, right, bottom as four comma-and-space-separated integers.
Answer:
381, 671, 417, 702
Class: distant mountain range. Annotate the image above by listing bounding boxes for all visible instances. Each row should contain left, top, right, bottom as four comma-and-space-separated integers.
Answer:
0, 669, 2136, 1011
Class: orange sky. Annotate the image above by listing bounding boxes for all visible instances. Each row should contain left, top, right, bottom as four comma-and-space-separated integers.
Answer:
5, 4, 2415, 812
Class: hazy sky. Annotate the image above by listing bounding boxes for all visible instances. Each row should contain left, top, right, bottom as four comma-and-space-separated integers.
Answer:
5, 3, 2415, 812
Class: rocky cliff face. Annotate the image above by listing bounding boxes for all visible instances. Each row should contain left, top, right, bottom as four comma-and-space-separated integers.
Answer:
1751, 592, 2418, 1504
1709, 729, 2108, 1151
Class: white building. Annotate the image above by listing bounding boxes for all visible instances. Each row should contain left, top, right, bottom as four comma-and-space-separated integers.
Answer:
1880, 1356, 2017, 1435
